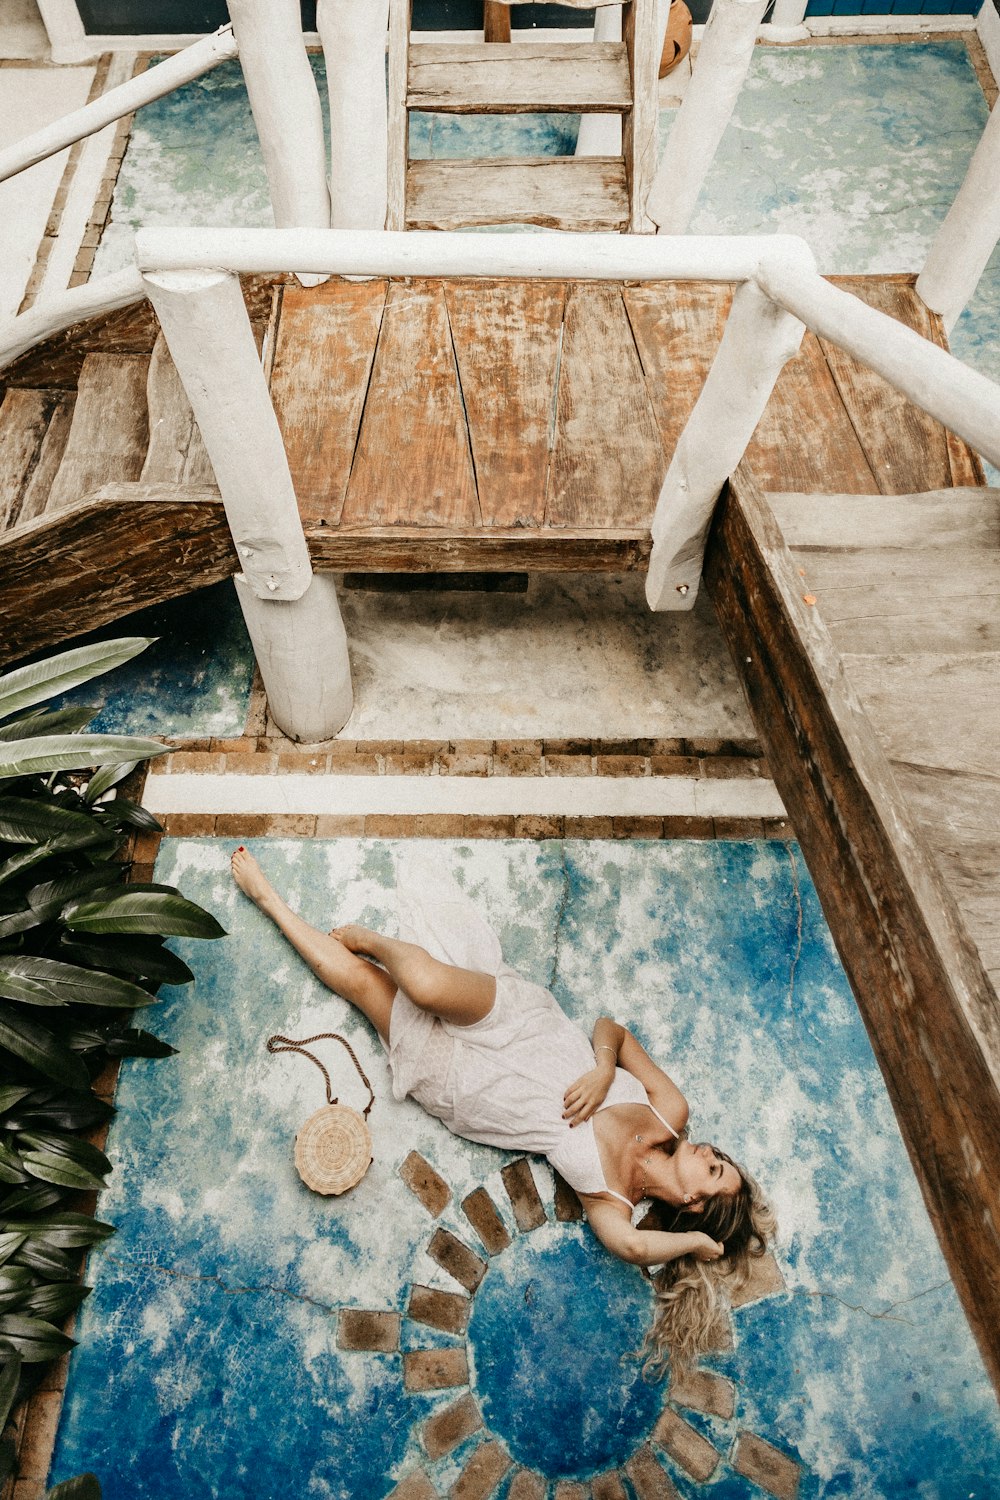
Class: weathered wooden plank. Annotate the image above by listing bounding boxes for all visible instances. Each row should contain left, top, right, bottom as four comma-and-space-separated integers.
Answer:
0, 483, 234, 665
444, 280, 565, 528
269, 278, 387, 525
386, 0, 410, 232
844, 650, 1000, 779
749, 331, 880, 494
548, 282, 664, 527
483, 2, 511, 43
2, 274, 278, 392
0, 389, 55, 530
47, 354, 150, 513
624, 0, 659, 232
407, 43, 631, 112
623, 281, 731, 469
797, 550, 1000, 655
141, 332, 211, 485
343, 281, 479, 527
405, 158, 629, 232
820, 279, 963, 495
306, 524, 651, 572
769, 488, 1000, 551
704, 461, 1000, 1397
17, 394, 76, 525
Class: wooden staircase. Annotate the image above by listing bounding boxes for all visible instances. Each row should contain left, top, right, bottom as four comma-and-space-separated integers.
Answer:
386, 0, 660, 233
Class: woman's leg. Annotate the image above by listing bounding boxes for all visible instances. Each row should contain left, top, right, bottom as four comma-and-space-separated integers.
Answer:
231, 849, 396, 1042
332, 923, 496, 1027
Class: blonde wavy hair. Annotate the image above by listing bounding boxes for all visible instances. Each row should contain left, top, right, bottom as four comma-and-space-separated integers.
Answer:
637, 1148, 777, 1378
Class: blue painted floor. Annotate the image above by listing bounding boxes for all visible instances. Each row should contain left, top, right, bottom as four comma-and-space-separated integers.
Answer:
50, 840, 1000, 1498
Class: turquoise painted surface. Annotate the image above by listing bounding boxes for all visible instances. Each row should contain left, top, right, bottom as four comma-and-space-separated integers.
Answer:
49, 840, 1000, 1498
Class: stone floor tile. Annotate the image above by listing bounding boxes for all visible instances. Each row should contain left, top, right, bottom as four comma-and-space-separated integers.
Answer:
315, 814, 367, 836
492, 750, 542, 776
399, 1151, 451, 1216
427, 1228, 488, 1293
407, 1284, 471, 1336
612, 816, 664, 839
543, 739, 592, 756
506, 1471, 546, 1500
403, 1348, 470, 1393
624, 1446, 680, 1499
387, 1471, 439, 1500
553, 1171, 583, 1221
563, 816, 614, 837
421, 1392, 483, 1459
648, 755, 701, 776
591, 1472, 628, 1500
448, 1439, 512, 1499
439, 753, 491, 777
660, 816, 714, 838
336, 1309, 401, 1352
462, 815, 517, 838
462, 1187, 512, 1255
653, 1407, 720, 1482
732, 1432, 802, 1500
500, 1158, 547, 1232
669, 1368, 735, 1420
713, 817, 765, 839
730, 1251, 786, 1307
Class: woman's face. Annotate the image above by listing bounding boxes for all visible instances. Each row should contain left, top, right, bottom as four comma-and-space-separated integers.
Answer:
676, 1140, 741, 1211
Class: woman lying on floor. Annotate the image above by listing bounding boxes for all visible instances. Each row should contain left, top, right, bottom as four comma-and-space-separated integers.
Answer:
231, 847, 775, 1372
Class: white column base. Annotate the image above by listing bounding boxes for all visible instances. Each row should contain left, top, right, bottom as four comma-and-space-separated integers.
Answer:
234, 572, 354, 742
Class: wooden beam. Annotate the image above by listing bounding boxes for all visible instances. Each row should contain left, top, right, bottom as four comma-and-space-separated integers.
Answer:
305, 524, 652, 573
704, 462, 1000, 1396
483, 2, 512, 44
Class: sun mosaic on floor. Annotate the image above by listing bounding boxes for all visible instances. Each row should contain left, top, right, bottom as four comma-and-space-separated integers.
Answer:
47, 839, 1000, 1498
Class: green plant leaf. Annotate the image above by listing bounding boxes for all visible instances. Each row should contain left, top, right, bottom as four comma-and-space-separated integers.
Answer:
0, 707, 97, 744
0, 800, 111, 849
0, 1140, 27, 1186
0, 956, 156, 1010
0, 1268, 32, 1295
0, 639, 154, 723
0, 1315, 75, 1362
5, 1091, 113, 1134
0, 735, 166, 779
0, 1003, 89, 1090
17, 1132, 110, 1172
98, 800, 162, 833
19, 1152, 107, 1192
4, 1212, 113, 1248
21, 1282, 89, 1322
102, 1028, 176, 1059
11, 1240, 75, 1280
28, 869, 118, 921
83, 762, 138, 805
0, 1183, 65, 1217
46, 1474, 102, 1500
0, 1343, 22, 1431
58, 936, 193, 986
64, 890, 225, 939
0, 1235, 27, 1270
0, 1085, 32, 1115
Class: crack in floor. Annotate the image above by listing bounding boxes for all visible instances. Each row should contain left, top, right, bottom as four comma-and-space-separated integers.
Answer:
791, 1277, 951, 1325
104, 1252, 341, 1317
786, 842, 804, 1038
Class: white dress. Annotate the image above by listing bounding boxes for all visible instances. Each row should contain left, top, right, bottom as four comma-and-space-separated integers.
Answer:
384, 854, 676, 1204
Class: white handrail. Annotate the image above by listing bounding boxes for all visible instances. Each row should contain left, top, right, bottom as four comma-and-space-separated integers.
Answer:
0, 266, 146, 371
756, 256, 1000, 469
0, 28, 239, 186
133, 226, 816, 281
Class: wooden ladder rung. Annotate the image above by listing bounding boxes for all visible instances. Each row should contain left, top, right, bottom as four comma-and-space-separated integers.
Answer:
405, 156, 629, 232
407, 42, 633, 114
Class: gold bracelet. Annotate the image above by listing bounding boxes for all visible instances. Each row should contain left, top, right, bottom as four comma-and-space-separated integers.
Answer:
596, 1044, 616, 1059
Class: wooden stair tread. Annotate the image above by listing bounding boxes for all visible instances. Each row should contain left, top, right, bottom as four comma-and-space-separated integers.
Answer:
405, 157, 628, 231
842, 649, 1000, 780
141, 333, 215, 486
407, 41, 632, 113
769, 489, 1000, 550
0, 388, 58, 531
46, 353, 150, 514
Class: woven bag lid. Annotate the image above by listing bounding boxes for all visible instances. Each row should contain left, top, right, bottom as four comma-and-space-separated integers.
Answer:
294, 1103, 373, 1195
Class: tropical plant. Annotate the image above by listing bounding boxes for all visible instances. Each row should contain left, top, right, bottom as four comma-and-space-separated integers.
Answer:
0, 638, 225, 1487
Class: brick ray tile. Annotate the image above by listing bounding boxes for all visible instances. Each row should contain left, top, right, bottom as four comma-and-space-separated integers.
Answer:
732, 1433, 801, 1500
400, 1151, 451, 1216
624, 1446, 680, 1499
669, 1368, 735, 1420
421, 1393, 483, 1459
403, 1347, 470, 1393
653, 1408, 720, 1482
408, 1284, 471, 1336
427, 1228, 488, 1293
462, 1187, 512, 1255
501, 1159, 547, 1232
448, 1440, 512, 1499
336, 1309, 401, 1352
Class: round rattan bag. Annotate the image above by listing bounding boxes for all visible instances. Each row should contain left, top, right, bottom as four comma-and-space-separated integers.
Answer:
266, 1031, 374, 1195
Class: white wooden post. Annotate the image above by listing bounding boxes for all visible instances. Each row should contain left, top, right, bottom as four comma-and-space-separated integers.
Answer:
36, 0, 94, 64
235, 575, 353, 741
226, 0, 331, 231
767, 0, 809, 41
575, 6, 623, 159
646, 0, 767, 235
645, 277, 804, 610
916, 99, 1000, 334
142, 268, 353, 739
317, 0, 390, 231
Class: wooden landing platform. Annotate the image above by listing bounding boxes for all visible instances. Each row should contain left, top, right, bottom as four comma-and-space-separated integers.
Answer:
270, 273, 982, 572
705, 464, 1000, 1394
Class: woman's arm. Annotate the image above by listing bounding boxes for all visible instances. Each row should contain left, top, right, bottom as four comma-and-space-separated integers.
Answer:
594, 1017, 689, 1136
561, 1016, 622, 1125
582, 1197, 723, 1267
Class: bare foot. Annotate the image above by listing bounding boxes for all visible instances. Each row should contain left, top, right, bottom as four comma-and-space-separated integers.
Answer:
231, 847, 276, 908
328, 922, 373, 954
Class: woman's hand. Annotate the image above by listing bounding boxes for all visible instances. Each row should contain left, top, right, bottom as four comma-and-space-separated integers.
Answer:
686, 1232, 725, 1262
562, 1063, 615, 1126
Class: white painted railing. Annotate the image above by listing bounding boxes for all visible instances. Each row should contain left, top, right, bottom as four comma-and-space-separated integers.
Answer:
0, 266, 146, 369
917, 97, 1000, 333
